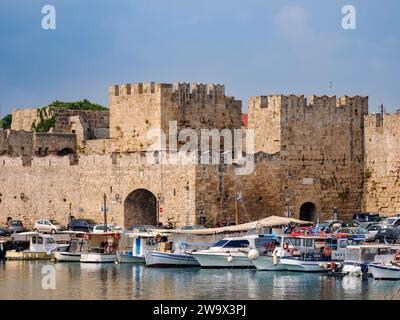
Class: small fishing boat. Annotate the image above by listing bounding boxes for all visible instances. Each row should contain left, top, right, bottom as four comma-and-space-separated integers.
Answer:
6, 232, 69, 260
369, 248, 400, 280
369, 263, 400, 280
116, 232, 157, 263
342, 244, 400, 276
145, 239, 200, 267
53, 235, 87, 262
250, 235, 348, 272
80, 232, 120, 263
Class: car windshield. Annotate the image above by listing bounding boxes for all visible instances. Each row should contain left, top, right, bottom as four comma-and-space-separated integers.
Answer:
354, 228, 367, 234
10, 221, 22, 226
383, 218, 396, 225
49, 220, 60, 225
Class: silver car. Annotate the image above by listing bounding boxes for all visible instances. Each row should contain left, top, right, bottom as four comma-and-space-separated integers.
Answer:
33, 219, 63, 234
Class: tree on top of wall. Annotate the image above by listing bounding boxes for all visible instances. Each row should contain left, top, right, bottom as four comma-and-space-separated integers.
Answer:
48, 99, 108, 111
31, 99, 107, 132
0, 114, 12, 129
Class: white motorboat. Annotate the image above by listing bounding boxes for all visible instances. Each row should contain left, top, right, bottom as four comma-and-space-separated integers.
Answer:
145, 240, 200, 267
6, 232, 69, 260
191, 235, 273, 268
250, 234, 348, 272
80, 232, 120, 263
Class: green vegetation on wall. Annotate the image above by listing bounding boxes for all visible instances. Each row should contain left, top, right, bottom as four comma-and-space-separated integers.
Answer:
31, 99, 107, 132
0, 114, 12, 129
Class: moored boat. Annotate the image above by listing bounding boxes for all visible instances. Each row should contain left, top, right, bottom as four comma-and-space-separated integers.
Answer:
369, 263, 400, 280
191, 235, 273, 268
80, 232, 120, 263
116, 232, 157, 264
250, 235, 348, 272
6, 232, 69, 261
341, 244, 400, 276
145, 239, 200, 267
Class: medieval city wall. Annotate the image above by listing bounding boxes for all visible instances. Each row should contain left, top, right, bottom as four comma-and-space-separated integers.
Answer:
0, 152, 198, 228
363, 113, 400, 215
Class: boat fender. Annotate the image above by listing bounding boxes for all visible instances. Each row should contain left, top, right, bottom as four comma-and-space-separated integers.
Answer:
115, 233, 121, 240
273, 254, 278, 265
227, 255, 233, 262
323, 246, 332, 257
248, 249, 259, 261
283, 242, 289, 251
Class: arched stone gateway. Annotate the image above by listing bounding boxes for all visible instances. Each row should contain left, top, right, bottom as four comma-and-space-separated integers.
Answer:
299, 202, 316, 222
124, 189, 157, 227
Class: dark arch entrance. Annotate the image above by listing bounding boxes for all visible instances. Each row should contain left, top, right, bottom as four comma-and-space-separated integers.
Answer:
124, 189, 157, 227
299, 202, 316, 222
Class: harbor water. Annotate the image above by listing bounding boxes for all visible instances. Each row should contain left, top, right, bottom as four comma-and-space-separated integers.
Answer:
0, 260, 399, 300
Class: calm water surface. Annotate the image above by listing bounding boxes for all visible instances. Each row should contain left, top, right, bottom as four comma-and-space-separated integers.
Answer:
0, 260, 399, 300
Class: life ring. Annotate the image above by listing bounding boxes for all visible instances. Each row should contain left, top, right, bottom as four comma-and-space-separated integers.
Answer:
323, 246, 332, 257
283, 242, 289, 251
155, 234, 162, 243
84, 233, 91, 241
115, 233, 121, 240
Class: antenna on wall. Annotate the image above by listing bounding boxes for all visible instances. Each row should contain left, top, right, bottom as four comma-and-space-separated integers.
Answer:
379, 103, 385, 114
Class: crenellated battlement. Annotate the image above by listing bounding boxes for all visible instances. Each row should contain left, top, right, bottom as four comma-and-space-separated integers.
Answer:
109, 82, 226, 98
249, 94, 368, 113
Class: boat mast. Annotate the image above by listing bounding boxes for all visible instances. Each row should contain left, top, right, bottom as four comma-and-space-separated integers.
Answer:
103, 193, 108, 232
235, 187, 239, 225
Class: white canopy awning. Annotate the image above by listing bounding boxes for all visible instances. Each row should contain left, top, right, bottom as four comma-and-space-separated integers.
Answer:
154, 215, 311, 235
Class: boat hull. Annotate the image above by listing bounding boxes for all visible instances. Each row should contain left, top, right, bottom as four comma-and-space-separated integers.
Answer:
342, 262, 368, 276
6, 250, 52, 260
278, 258, 328, 272
80, 252, 117, 263
54, 252, 82, 262
191, 252, 254, 268
145, 251, 199, 267
116, 252, 145, 263
369, 264, 400, 280
251, 255, 287, 271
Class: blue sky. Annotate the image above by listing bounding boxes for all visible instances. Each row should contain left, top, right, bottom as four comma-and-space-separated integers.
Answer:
0, 0, 399, 116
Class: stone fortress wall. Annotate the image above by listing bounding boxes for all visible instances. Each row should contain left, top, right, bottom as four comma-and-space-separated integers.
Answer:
0, 81, 399, 228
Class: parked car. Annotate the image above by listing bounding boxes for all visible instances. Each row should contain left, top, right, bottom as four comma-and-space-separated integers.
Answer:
375, 225, 400, 244
68, 219, 96, 232
342, 221, 360, 228
33, 219, 63, 234
0, 227, 11, 237
127, 225, 157, 233
7, 219, 26, 233
363, 223, 385, 242
177, 225, 207, 230
382, 216, 400, 227
318, 220, 343, 233
358, 221, 379, 230
92, 224, 116, 234
334, 227, 366, 243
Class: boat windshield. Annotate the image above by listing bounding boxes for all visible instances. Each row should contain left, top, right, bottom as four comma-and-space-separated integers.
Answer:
223, 240, 250, 248
212, 240, 229, 247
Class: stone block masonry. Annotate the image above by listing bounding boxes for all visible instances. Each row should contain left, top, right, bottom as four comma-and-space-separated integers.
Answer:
2, 81, 400, 228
